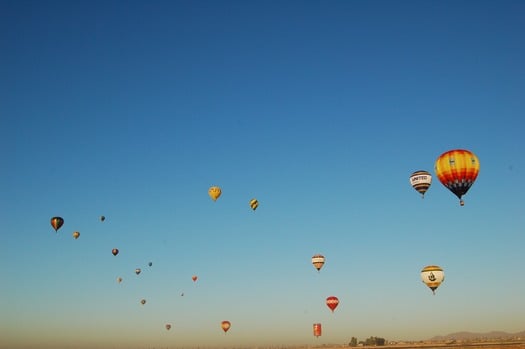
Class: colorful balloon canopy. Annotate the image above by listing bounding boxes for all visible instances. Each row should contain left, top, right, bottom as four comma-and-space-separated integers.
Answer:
326, 296, 339, 312
50, 217, 64, 232
192, 275, 198, 282
311, 254, 325, 272
409, 170, 432, 198
420, 265, 445, 295
208, 186, 222, 201
135, 268, 141, 275
221, 320, 231, 333
313, 323, 322, 338
112, 248, 119, 256
72, 231, 80, 239
435, 149, 480, 206
249, 198, 259, 211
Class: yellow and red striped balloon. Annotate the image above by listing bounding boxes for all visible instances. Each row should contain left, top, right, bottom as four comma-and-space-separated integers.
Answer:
434, 149, 479, 206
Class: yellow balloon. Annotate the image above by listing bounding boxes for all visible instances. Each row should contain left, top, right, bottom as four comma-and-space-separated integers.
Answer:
421, 265, 445, 295
208, 186, 222, 201
249, 198, 259, 211
72, 231, 80, 239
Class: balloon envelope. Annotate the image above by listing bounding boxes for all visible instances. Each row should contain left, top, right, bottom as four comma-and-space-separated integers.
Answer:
135, 268, 141, 275
165, 324, 171, 330
117, 277, 123, 283
421, 265, 445, 294
112, 248, 119, 256
208, 186, 222, 201
435, 149, 479, 205
72, 231, 80, 239
140, 299, 146, 305
313, 323, 322, 337
50, 217, 64, 232
100, 215, 105, 222
192, 275, 198, 282
409, 170, 432, 198
221, 321, 231, 333
311, 254, 325, 271
249, 198, 259, 211
326, 296, 339, 312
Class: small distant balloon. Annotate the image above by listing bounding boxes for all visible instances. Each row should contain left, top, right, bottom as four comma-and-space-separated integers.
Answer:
421, 265, 445, 295
192, 275, 198, 282
208, 186, 222, 201
313, 323, 322, 338
409, 170, 432, 198
165, 324, 171, 330
117, 277, 123, 284
326, 296, 339, 312
50, 217, 64, 232
148, 262, 153, 267
100, 215, 105, 222
72, 231, 80, 239
249, 198, 259, 211
112, 248, 119, 256
140, 299, 146, 305
221, 321, 231, 333
135, 268, 141, 275
311, 254, 325, 272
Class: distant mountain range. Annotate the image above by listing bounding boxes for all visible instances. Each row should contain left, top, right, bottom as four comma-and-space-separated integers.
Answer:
430, 330, 525, 341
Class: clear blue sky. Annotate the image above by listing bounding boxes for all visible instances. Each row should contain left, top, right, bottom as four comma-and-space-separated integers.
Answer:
1, 1, 524, 348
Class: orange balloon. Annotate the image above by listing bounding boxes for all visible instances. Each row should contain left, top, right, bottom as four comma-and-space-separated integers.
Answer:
221, 321, 231, 333
192, 275, 198, 282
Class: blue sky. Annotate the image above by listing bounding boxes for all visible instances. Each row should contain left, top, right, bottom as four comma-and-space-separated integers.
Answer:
1, 1, 524, 348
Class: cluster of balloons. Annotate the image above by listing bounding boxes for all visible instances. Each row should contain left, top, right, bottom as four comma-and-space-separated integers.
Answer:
208, 186, 260, 211
49, 151, 472, 338
409, 149, 480, 206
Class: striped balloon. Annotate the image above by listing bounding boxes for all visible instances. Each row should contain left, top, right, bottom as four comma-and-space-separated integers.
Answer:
435, 149, 479, 206
421, 265, 445, 295
311, 254, 325, 272
249, 198, 259, 211
409, 170, 432, 198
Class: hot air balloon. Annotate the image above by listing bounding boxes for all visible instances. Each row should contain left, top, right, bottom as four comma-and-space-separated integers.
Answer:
50, 217, 64, 232
165, 324, 172, 330
100, 215, 105, 222
249, 198, 259, 211
72, 231, 80, 239
117, 277, 123, 284
208, 186, 222, 201
313, 323, 322, 338
192, 275, 198, 282
135, 268, 141, 275
221, 321, 231, 333
311, 254, 325, 272
148, 262, 152, 267
326, 296, 339, 312
409, 170, 432, 198
112, 248, 119, 256
421, 265, 445, 295
140, 299, 146, 305
435, 149, 480, 206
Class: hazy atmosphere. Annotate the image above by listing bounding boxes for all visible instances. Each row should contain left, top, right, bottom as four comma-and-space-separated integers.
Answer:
1, 1, 524, 348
